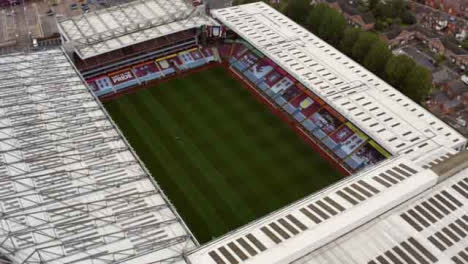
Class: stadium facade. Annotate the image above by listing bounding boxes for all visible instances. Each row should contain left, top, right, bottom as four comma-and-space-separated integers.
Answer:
0, 1, 467, 264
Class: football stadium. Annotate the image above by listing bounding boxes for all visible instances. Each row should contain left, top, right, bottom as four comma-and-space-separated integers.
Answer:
1, 1, 468, 264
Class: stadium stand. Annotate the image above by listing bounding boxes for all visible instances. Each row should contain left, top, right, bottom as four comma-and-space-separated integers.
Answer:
0, 49, 197, 264
290, 159, 468, 264
188, 156, 443, 263
212, 2, 465, 160
74, 30, 199, 77
58, 0, 222, 99
133, 60, 164, 82
58, 0, 218, 77
87, 75, 114, 96
216, 43, 232, 59
84, 46, 219, 97
189, 151, 468, 264
76, 0, 462, 173
1, 1, 467, 264
186, 2, 468, 264
223, 40, 389, 173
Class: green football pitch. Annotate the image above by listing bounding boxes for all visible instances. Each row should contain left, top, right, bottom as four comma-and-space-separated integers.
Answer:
104, 67, 342, 243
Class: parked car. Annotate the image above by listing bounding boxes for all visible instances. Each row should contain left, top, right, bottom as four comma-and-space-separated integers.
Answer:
32, 38, 38, 48
46, 9, 55, 16
96, 0, 107, 6
81, 3, 89, 11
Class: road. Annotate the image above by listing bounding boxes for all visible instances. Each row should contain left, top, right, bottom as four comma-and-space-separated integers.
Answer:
14, 0, 30, 51
205, 0, 232, 9
0, 0, 232, 54
409, 0, 468, 23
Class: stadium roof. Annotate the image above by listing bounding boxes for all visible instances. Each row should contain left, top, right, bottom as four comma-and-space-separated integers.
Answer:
57, 0, 218, 59
0, 49, 197, 264
292, 166, 468, 264
211, 2, 466, 160
186, 3, 468, 264
187, 156, 445, 264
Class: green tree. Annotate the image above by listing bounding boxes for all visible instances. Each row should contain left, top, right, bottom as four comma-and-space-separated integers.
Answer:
385, 55, 415, 87
401, 10, 416, 24
363, 41, 392, 77
390, 0, 406, 17
368, 0, 380, 10
462, 38, 468, 50
402, 66, 432, 102
434, 54, 445, 67
351, 31, 379, 62
371, 0, 415, 26
284, 0, 311, 25
317, 8, 347, 45
340, 27, 362, 55
374, 19, 386, 31
306, 3, 329, 33
374, 2, 393, 18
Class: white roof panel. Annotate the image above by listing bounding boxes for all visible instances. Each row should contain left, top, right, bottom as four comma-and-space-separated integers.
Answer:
293, 167, 468, 264
0, 49, 197, 264
188, 157, 438, 264
186, 3, 468, 264
58, 0, 218, 59
211, 2, 466, 158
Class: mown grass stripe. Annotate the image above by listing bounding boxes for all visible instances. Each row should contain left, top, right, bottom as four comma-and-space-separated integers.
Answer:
153, 77, 268, 216
172, 73, 290, 204
202, 69, 337, 194
107, 95, 228, 240
196, 72, 302, 193
134, 88, 253, 230
104, 67, 342, 243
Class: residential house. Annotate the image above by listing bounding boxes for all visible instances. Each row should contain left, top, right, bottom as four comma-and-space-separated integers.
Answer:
410, 25, 446, 54
441, 36, 468, 70
430, 80, 467, 114
424, 0, 468, 18
456, 110, 468, 127
381, 25, 468, 70
411, 2, 468, 38
444, 80, 468, 98
435, 14, 449, 31
463, 92, 468, 106
432, 67, 458, 86
442, 98, 463, 114
381, 27, 415, 49
428, 90, 450, 111
412, 4, 431, 26
324, 0, 375, 30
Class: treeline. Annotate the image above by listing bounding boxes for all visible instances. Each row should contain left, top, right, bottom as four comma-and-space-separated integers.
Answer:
368, 0, 416, 30
231, 0, 432, 103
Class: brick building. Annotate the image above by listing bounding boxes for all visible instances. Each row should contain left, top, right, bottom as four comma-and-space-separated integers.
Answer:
324, 0, 375, 30
424, 0, 468, 18
441, 36, 468, 70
